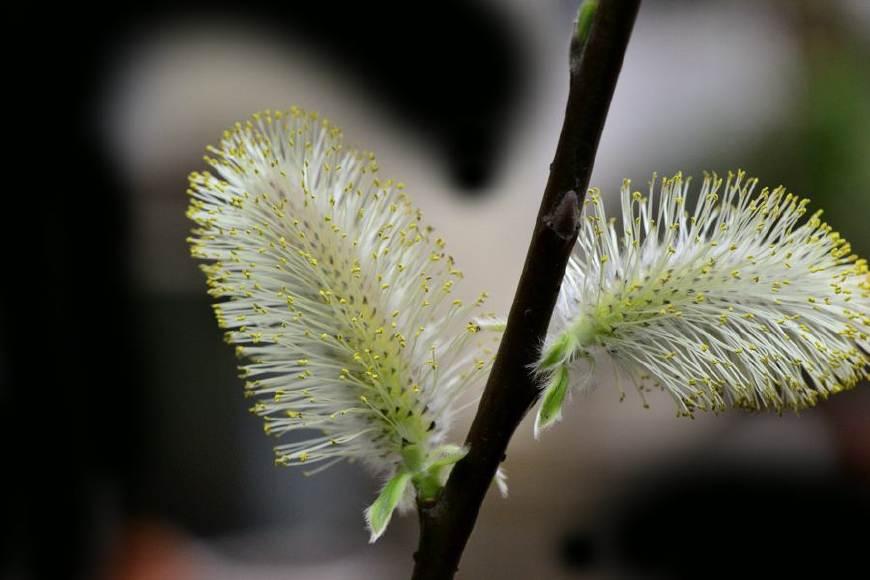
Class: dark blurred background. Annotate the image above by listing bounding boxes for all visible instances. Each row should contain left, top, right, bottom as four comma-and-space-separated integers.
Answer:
6, 1, 869, 579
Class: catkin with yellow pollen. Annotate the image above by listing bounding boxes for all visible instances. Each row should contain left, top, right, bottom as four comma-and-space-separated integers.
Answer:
187, 107, 500, 540
535, 171, 869, 436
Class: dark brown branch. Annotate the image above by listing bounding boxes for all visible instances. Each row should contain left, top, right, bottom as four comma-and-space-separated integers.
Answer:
410, 1, 641, 578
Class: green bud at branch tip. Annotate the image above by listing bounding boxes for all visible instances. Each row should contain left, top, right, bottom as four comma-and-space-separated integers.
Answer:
574, 0, 599, 54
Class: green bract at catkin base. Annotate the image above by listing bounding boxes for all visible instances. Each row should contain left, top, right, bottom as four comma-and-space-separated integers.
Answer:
535, 171, 869, 437
186, 107, 503, 541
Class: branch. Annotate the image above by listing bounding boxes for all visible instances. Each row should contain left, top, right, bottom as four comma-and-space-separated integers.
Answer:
410, 1, 641, 578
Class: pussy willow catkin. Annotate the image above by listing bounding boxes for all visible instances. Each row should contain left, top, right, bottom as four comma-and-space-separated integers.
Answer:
535, 172, 869, 436
187, 108, 498, 539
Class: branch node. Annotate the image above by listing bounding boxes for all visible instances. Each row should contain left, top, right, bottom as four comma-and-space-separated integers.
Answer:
543, 191, 581, 240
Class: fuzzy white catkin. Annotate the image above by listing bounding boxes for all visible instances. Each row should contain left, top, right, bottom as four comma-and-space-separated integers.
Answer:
535, 171, 869, 435
186, 108, 498, 537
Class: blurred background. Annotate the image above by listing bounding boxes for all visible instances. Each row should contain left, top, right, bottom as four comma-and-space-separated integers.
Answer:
6, 0, 870, 579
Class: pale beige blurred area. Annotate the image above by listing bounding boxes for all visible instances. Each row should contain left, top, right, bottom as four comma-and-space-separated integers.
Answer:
99, 0, 867, 578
